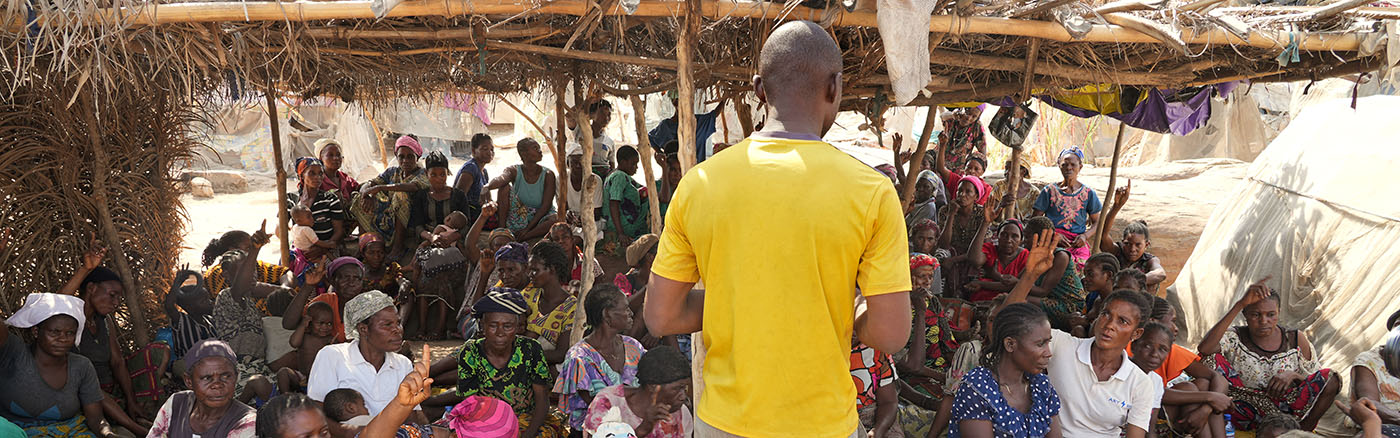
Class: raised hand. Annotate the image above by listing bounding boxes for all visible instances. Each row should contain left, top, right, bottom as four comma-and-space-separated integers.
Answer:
1024, 229, 1056, 277
1237, 276, 1272, 308
82, 233, 108, 271
395, 344, 435, 406
481, 201, 499, 221
1114, 179, 1132, 207
304, 256, 330, 285
251, 220, 271, 248
892, 132, 904, 151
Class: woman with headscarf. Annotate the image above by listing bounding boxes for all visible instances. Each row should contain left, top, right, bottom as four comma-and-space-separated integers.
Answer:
905, 170, 943, 231
1197, 279, 1340, 432
939, 106, 988, 174
582, 346, 693, 438
212, 249, 307, 405
554, 284, 645, 430
938, 175, 994, 299
146, 340, 257, 438
1, 293, 120, 438
1350, 317, 1400, 434
316, 138, 361, 213
282, 256, 366, 344
457, 288, 568, 438
1032, 146, 1101, 270
523, 241, 578, 365
287, 156, 346, 257
305, 291, 425, 424
484, 138, 558, 241
355, 135, 430, 258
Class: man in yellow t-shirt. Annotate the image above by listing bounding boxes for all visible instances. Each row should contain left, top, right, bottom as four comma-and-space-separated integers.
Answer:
644, 20, 913, 438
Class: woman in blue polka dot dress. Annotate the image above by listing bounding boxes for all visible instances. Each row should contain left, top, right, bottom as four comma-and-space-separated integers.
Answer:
950, 303, 1062, 438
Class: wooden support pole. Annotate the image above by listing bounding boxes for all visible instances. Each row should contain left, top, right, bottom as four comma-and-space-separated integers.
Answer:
734, 98, 755, 138
361, 105, 389, 167
81, 93, 151, 345
569, 78, 600, 347
554, 83, 570, 216
676, 0, 700, 173
1007, 39, 1039, 221
266, 81, 292, 267
1093, 122, 1127, 254
900, 106, 938, 210
4, 0, 1369, 52
631, 94, 664, 236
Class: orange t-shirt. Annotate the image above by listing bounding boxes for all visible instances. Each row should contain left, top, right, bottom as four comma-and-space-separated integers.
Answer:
1129, 343, 1200, 384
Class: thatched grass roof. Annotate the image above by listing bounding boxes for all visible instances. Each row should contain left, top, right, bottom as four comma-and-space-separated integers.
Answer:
1, 0, 1389, 109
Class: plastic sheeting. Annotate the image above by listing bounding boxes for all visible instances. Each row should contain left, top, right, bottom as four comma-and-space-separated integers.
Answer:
1170, 96, 1400, 386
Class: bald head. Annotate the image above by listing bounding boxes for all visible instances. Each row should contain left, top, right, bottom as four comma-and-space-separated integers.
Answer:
758, 21, 842, 101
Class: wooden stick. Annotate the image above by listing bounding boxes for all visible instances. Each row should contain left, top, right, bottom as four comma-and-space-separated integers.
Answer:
80, 92, 151, 345
361, 105, 389, 167
1021, 39, 1041, 101
930, 49, 1179, 86
569, 77, 599, 347
1093, 122, 1126, 254
266, 81, 292, 268
1008, 0, 1078, 18
1290, 0, 1373, 22
676, 0, 700, 173
2, 0, 1368, 52
734, 98, 754, 137
301, 25, 552, 39
631, 94, 664, 236
493, 93, 555, 158
899, 106, 938, 210
554, 82, 570, 216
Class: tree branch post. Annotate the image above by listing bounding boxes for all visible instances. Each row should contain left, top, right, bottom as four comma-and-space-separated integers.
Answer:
1094, 122, 1127, 253
630, 94, 664, 236
569, 77, 600, 347
266, 81, 291, 267
676, 0, 701, 173
82, 93, 151, 345
900, 106, 938, 210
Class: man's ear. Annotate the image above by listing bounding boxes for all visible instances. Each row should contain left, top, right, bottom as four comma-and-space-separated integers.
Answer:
826, 72, 843, 105
753, 76, 767, 104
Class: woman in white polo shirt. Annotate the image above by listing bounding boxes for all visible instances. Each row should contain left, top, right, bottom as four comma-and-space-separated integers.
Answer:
999, 229, 1160, 438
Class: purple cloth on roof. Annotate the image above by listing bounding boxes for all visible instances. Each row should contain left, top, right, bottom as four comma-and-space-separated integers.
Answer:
986, 82, 1238, 136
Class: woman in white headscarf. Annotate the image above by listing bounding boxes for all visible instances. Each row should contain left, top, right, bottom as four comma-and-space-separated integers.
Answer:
1, 293, 120, 437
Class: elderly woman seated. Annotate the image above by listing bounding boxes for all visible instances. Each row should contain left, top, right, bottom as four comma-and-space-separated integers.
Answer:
1197, 279, 1341, 432
1, 293, 120, 437
146, 339, 257, 437
456, 288, 568, 437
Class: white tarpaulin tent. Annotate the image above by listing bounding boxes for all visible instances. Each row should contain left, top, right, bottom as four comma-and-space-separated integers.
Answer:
1170, 96, 1400, 380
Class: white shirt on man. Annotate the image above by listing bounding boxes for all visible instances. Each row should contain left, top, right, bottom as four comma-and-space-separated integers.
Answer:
306, 340, 418, 415
1047, 329, 1157, 437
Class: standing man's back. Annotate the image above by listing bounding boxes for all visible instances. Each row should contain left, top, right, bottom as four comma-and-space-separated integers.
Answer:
645, 20, 912, 438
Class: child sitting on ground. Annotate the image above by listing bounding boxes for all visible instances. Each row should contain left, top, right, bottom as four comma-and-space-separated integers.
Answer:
290, 204, 332, 260
1130, 321, 1172, 437
1130, 296, 1231, 438
1116, 268, 1149, 294
276, 301, 337, 394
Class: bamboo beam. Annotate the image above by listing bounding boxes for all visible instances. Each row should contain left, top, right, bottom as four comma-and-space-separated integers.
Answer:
631, 94, 664, 235
81, 93, 151, 345
930, 49, 1181, 86
1, 0, 1368, 52
1216, 5, 1400, 19
569, 77, 600, 347
301, 25, 552, 40
676, 0, 700, 173
266, 82, 292, 268
1093, 122, 1126, 254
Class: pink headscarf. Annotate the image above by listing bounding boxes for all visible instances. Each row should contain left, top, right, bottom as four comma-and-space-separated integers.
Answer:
957, 175, 991, 205
394, 135, 423, 157
445, 396, 519, 437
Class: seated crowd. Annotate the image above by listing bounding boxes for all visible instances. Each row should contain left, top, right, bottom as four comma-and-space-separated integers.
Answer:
1, 86, 1396, 438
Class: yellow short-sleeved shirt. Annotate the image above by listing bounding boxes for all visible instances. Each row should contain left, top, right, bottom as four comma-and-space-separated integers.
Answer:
652, 136, 912, 438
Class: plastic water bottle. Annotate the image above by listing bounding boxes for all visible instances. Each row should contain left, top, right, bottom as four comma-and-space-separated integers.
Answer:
1223, 414, 1236, 438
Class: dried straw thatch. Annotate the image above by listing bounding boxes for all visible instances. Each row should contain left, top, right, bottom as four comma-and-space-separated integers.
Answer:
0, 0, 1388, 339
